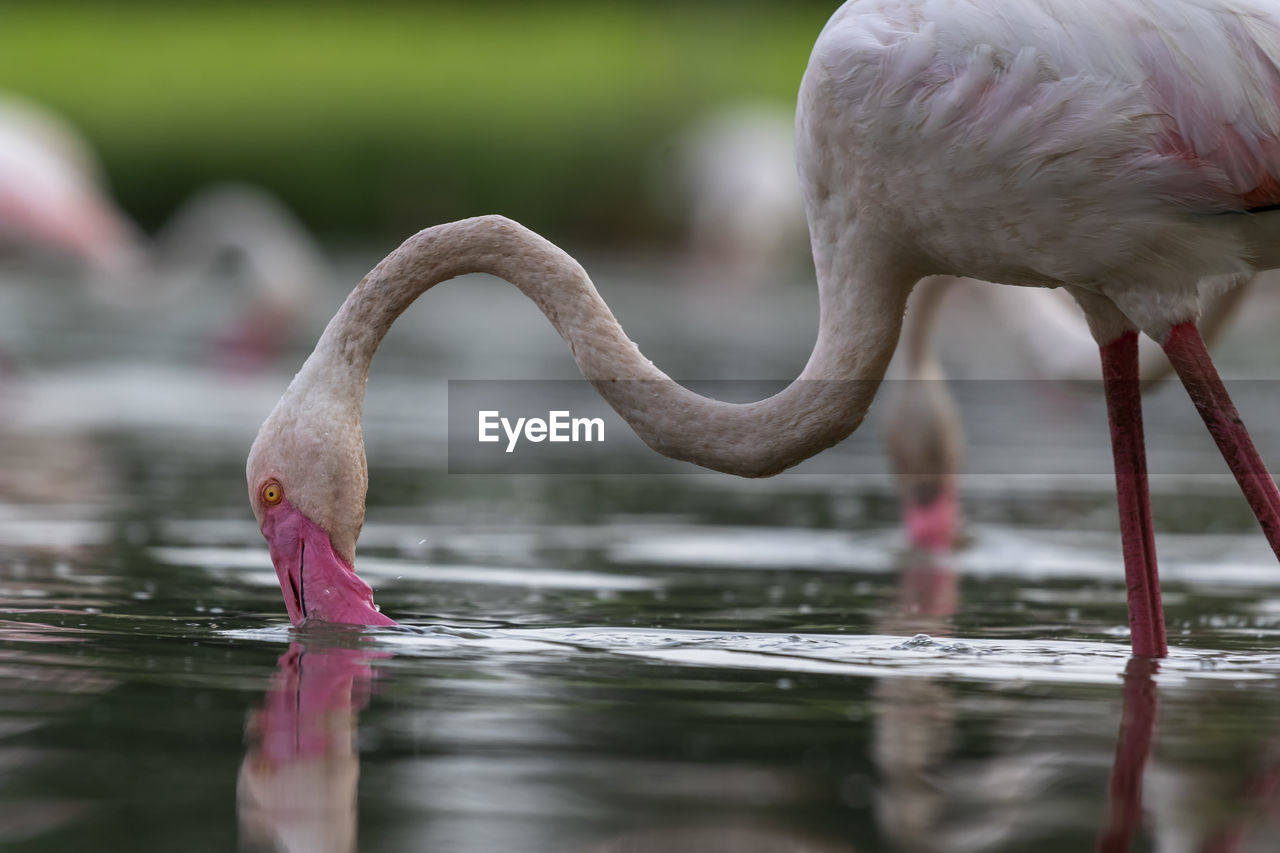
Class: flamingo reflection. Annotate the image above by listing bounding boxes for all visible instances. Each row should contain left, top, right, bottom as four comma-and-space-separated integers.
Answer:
873, 552, 1164, 852
238, 643, 383, 853
872, 549, 964, 851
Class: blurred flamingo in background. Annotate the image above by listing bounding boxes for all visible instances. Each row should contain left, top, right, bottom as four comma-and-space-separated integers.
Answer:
0, 94, 140, 275
0, 95, 326, 371
149, 182, 327, 372
664, 102, 1254, 555
885, 274, 1254, 553
658, 103, 809, 290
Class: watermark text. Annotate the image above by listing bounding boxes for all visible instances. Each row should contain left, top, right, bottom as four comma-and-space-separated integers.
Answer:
478, 410, 605, 453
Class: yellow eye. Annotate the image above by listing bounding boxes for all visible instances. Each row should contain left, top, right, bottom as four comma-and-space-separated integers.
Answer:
261, 481, 283, 505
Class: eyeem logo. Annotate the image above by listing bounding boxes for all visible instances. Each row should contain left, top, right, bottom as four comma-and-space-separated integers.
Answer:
478, 410, 605, 453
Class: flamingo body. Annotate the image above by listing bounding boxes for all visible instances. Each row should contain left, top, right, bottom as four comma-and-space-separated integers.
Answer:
800, 0, 1280, 338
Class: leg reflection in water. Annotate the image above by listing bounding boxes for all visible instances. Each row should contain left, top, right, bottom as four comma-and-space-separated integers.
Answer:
873, 549, 962, 852
1096, 658, 1159, 853
238, 643, 383, 853
874, 551, 1163, 852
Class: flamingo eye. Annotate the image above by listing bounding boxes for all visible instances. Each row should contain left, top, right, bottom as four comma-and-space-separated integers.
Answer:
261, 481, 283, 505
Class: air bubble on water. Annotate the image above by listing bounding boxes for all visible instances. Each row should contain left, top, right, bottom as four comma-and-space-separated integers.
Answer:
893, 633, 934, 650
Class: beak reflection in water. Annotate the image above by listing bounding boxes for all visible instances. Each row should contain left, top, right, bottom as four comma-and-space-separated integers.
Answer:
238, 643, 383, 853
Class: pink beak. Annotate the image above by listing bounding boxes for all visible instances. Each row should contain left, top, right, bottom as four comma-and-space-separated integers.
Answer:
903, 480, 959, 552
259, 500, 397, 627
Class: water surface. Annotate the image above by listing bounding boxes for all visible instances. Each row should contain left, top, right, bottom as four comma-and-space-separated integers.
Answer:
2, 260, 1280, 851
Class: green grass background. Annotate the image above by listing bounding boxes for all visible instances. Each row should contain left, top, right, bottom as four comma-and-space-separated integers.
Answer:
2, 3, 835, 242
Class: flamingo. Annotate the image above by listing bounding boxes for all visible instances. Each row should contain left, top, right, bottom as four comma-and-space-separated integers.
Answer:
663, 101, 1256, 554
149, 181, 328, 371
249, 0, 1280, 657
885, 273, 1254, 552
0, 95, 140, 274
659, 102, 810, 289
884, 276, 967, 552
661, 100, 1256, 554
0, 94, 326, 369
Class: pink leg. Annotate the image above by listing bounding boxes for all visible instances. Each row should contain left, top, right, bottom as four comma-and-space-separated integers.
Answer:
1162, 322, 1280, 559
1100, 331, 1166, 658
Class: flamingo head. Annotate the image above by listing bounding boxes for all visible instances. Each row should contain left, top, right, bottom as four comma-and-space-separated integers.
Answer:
246, 386, 396, 627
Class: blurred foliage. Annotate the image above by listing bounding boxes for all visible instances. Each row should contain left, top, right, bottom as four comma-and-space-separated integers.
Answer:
1, 2, 836, 243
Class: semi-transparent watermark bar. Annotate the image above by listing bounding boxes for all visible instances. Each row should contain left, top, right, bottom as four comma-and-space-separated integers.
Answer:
447, 379, 1280, 476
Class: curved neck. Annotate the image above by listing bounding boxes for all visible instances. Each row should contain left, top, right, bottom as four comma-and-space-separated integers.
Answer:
884, 275, 963, 493
898, 275, 954, 380
294, 215, 911, 477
